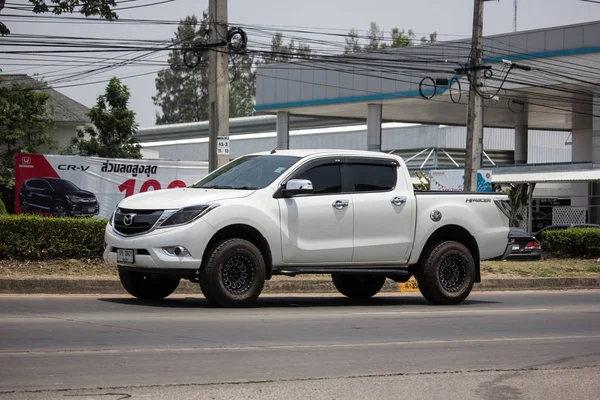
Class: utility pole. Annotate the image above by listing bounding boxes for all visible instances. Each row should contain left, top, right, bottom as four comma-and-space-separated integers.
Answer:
513, 0, 518, 32
208, 0, 230, 172
464, 0, 485, 192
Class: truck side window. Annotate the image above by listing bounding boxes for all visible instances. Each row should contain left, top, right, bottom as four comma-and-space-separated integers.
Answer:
349, 163, 396, 192
296, 163, 341, 195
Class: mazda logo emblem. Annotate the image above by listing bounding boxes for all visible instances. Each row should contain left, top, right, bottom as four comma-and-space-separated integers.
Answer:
123, 213, 136, 226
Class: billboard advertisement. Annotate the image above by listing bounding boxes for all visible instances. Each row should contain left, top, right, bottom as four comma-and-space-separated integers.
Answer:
429, 169, 492, 192
15, 154, 209, 219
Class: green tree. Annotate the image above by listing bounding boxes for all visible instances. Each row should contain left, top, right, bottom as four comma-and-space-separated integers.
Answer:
365, 22, 383, 51
420, 32, 438, 45
229, 52, 257, 118
0, 79, 55, 210
1, 0, 118, 35
344, 28, 362, 54
345, 23, 437, 52
154, 14, 290, 124
262, 32, 312, 63
390, 28, 415, 48
66, 77, 141, 159
153, 14, 210, 124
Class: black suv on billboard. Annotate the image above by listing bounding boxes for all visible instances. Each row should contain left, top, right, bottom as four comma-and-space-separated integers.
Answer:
20, 178, 99, 217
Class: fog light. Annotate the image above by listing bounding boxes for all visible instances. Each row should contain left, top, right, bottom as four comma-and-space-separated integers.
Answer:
163, 246, 191, 257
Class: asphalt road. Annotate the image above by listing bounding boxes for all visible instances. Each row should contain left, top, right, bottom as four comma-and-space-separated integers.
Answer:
1, 291, 599, 400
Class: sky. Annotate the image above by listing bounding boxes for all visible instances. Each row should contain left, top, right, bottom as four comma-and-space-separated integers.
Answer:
1, 0, 599, 127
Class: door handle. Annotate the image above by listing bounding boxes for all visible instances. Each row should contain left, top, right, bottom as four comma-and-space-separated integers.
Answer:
332, 199, 349, 210
391, 196, 407, 206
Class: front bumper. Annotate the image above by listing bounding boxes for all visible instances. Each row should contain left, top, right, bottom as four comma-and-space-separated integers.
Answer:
103, 218, 217, 271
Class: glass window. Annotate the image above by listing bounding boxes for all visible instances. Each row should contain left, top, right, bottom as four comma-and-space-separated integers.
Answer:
295, 163, 342, 195
192, 155, 300, 190
349, 163, 396, 192
48, 179, 80, 192
27, 180, 43, 189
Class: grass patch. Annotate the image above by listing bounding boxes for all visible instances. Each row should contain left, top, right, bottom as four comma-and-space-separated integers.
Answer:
481, 256, 600, 278
0, 256, 599, 279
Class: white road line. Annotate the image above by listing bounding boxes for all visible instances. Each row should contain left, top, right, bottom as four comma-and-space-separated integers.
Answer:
351, 308, 553, 315
2, 335, 600, 357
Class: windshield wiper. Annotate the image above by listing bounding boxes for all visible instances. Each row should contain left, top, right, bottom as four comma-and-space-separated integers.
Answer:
199, 185, 258, 190
200, 185, 234, 189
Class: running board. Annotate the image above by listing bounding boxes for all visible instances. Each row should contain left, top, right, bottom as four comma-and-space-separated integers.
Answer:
273, 268, 411, 277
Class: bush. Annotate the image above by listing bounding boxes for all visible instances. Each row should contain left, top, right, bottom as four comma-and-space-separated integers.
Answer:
543, 228, 600, 258
0, 215, 107, 259
0, 198, 6, 215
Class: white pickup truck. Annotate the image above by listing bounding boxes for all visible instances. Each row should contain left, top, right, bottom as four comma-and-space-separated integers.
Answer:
104, 149, 511, 307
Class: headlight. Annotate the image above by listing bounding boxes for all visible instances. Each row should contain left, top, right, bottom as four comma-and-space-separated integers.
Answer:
158, 204, 217, 228
67, 195, 81, 203
109, 208, 116, 224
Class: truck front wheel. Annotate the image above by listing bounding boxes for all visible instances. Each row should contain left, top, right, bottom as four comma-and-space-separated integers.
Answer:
417, 241, 475, 305
118, 270, 180, 300
332, 274, 386, 299
199, 238, 266, 307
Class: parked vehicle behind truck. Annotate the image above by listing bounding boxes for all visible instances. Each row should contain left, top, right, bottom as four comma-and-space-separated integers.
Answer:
104, 150, 511, 307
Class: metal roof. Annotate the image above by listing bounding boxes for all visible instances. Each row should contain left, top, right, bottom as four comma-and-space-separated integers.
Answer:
0, 74, 90, 124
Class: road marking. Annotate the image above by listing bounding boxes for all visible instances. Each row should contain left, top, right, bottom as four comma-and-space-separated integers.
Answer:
351, 308, 553, 315
2, 335, 600, 357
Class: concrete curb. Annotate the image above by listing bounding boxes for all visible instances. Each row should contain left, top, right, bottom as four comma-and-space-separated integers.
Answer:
0, 277, 598, 295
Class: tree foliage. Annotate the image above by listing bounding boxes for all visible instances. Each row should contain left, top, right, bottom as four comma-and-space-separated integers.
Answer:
344, 22, 437, 53
261, 32, 312, 64
153, 14, 210, 125
1, 0, 118, 35
66, 77, 141, 159
153, 14, 310, 125
0, 80, 55, 191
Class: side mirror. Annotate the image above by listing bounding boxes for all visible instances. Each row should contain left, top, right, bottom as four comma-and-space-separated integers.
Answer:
282, 179, 313, 197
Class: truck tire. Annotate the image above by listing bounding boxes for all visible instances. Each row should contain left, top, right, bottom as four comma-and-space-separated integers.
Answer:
332, 274, 386, 299
199, 238, 266, 307
416, 241, 475, 305
118, 270, 180, 300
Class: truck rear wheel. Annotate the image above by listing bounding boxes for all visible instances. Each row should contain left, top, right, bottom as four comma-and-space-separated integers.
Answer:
332, 274, 386, 299
199, 238, 266, 307
416, 241, 475, 305
118, 270, 180, 300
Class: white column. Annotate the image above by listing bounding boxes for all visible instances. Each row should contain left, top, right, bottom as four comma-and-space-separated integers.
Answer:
591, 92, 600, 223
514, 106, 528, 164
276, 111, 290, 150
571, 106, 592, 209
367, 104, 382, 152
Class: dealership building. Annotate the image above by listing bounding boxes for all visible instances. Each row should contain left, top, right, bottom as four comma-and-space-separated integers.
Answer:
139, 20, 600, 226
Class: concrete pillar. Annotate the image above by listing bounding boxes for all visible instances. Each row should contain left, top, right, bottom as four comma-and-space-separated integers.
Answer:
514, 106, 528, 164
367, 104, 382, 152
591, 92, 600, 224
571, 105, 592, 210
276, 111, 290, 150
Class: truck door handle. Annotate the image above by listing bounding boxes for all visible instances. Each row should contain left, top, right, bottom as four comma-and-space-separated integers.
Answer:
391, 196, 407, 206
332, 199, 349, 210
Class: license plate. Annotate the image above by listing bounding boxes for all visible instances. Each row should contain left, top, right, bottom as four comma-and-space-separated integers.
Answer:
117, 249, 134, 264
88, 207, 95, 213
512, 245, 520, 251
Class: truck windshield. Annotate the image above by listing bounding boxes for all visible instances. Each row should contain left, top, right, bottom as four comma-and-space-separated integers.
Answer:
191, 155, 301, 190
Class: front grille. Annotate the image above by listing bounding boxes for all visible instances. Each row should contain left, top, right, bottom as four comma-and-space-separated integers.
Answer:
114, 208, 164, 236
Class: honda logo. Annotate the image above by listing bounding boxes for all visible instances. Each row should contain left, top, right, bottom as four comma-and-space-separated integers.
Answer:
123, 213, 137, 226
22, 156, 31, 165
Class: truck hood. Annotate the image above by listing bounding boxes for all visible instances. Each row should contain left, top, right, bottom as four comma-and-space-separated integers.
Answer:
118, 188, 254, 210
